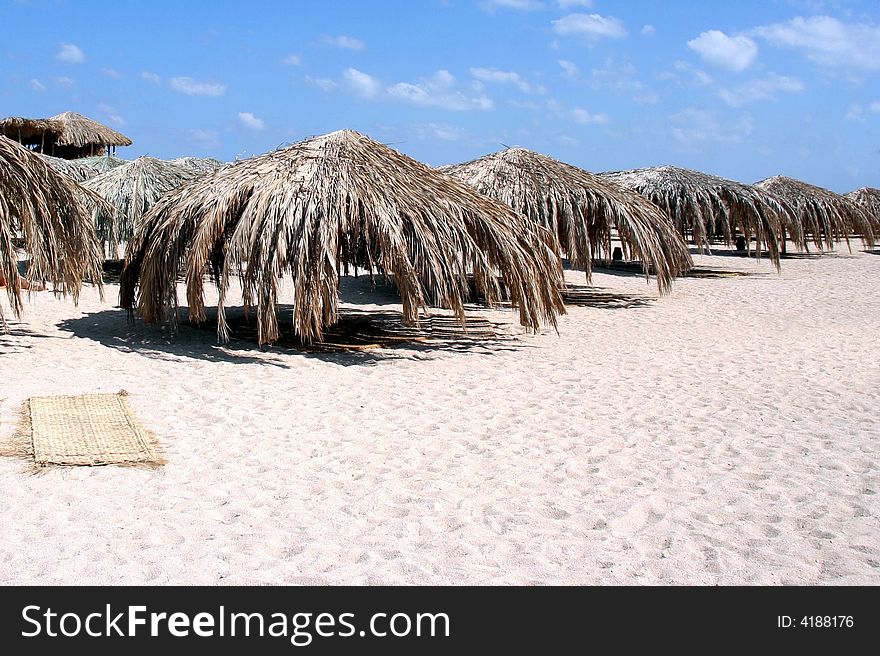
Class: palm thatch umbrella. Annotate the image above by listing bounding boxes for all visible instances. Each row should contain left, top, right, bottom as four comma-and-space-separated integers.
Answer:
754, 176, 876, 250
49, 111, 132, 157
121, 130, 565, 344
443, 148, 692, 292
0, 135, 103, 326
845, 187, 880, 225
601, 166, 796, 267
38, 153, 96, 183
83, 157, 199, 256
79, 154, 127, 174
170, 157, 226, 175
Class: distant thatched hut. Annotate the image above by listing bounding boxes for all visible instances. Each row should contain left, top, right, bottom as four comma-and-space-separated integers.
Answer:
0, 111, 132, 159
443, 148, 692, 293
601, 165, 796, 267
755, 176, 876, 249
845, 187, 880, 224
83, 157, 199, 256
121, 130, 565, 344
0, 135, 103, 326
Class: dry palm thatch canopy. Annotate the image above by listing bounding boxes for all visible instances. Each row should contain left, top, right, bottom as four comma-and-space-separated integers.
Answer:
845, 187, 880, 224
0, 112, 131, 159
0, 135, 103, 326
79, 154, 127, 174
170, 157, 226, 175
444, 147, 693, 293
37, 153, 96, 183
601, 165, 795, 267
121, 130, 565, 344
755, 176, 876, 249
83, 156, 198, 254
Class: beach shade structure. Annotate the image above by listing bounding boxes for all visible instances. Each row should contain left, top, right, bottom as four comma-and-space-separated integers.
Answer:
754, 176, 876, 250
0, 135, 103, 326
38, 153, 96, 183
0, 112, 131, 159
170, 157, 226, 175
83, 157, 199, 256
845, 187, 880, 224
79, 154, 127, 175
443, 148, 693, 293
120, 129, 566, 345
601, 165, 796, 267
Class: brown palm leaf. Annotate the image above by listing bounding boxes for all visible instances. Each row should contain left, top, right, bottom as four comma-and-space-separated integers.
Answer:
0, 135, 103, 326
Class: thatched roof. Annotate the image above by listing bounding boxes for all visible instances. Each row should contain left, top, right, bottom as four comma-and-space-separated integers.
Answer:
120, 130, 565, 344
37, 153, 96, 183
845, 187, 880, 223
0, 116, 60, 142
83, 157, 199, 253
170, 157, 226, 174
79, 154, 127, 174
755, 176, 876, 249
601, 166, 794, 266
0, 135, 103, 325
443, 148, 692, 293
49, 112, 132, 148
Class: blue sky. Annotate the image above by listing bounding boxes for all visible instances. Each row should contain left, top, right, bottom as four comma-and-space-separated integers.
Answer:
2, 0, 878, 191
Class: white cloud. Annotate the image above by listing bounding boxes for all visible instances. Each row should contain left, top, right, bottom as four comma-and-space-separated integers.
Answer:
28, 78, 46, 92
687, 30, 758, 71
387, 70, 493, 111
282, 54, 301, 66
190, 129, 221, 150
552, 13, 627, 40
306, 76, 337, 92
102, 68, 122, 79
344, 68, 382, 99
480, 0, 544, 11
557, 59, 579, 78
323, 35, 365, 50
415, 123, 467, 141
169, 77, 226, 96
641, 24, 656, 36
470, 67, 532, 93
56, 43, 85, 64
672, 61, 714, 86
570, 107, 609, 124
846, 101, 880, 121
238, 112, 266, 130
54, 76, 74, 87
141, 71, 161, 84
753, 16, 880, 71
718, 73, 804, 107
668, 108, 753, 145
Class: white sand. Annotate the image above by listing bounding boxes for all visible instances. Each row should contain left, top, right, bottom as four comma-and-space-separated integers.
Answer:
1, 245, 878, 585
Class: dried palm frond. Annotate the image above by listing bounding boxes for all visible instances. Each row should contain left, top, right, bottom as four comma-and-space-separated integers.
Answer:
755, 176, 875, 249
83, 157, 198, 255
38, 153, 96, 183
0, 135, 103, 326
121, 130, 566, 345
79, 154, 127, 174
170, 157, 226, 175
444, 148, 692, 292
49, 112, 132, 148
845, 187, 880, 226
602, 165, 795, 267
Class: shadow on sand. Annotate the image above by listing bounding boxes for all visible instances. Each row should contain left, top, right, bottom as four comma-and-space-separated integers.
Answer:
561, 284, 653, 309
56, 302, 525, 368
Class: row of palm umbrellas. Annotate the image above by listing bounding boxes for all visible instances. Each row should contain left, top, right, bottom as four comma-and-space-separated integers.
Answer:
2, 131, 878, 343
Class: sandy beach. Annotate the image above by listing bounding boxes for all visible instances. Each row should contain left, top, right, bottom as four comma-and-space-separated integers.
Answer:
1, 245, 877, 585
